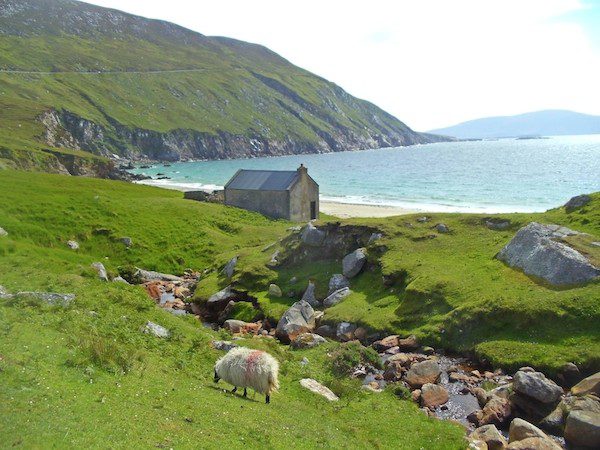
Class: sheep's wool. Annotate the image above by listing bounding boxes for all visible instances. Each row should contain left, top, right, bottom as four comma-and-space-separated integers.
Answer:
215, 347, 279, 395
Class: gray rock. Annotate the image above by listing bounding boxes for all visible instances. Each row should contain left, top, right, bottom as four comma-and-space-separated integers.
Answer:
571, 371, 600, 396
91, 262, 109, 282
275, 300, 316, 342
301, 281, 319, 307
342, 248, 367, 278
291, 333, 326, 349
207, 286, 237, 306
435, 223, 450, 233
165, 308, 187, 316
564, 194, 592, 213
417, 216, 429, 223
328, 274, 350, 294
367, 233, 383, 244
323, 287, 351, 308
485, 218, 511, 231
143, 321, 170, 338
223, 319, 247, 333
120, 236, 133, 247
212, 340, 237, 351
222, 256, 238, 279
301, 222, 326, 247
67, 240, 79, 250
406, 360, 441, 388
496, 222, 599, 286
135, 268, 183, 282
509, 418, 549, 442
300, 378, 339, 401
315, 324, 335, 338
513, 370, 563, 404
0, 227, 7, 237
112, 276, 130, 284
471, 425, 508, 450
0, 285, 8, 298
268, 283, 282, 297
336, 322, 357, 341
564, 410, 600, 448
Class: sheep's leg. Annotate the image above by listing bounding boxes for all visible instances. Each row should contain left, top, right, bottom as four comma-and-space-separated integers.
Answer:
243, 388, 247, 397
231, 386, 237, 394
266, 394, 270, 404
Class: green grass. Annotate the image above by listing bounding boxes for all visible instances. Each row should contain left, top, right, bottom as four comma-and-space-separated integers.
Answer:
0, 170, 465, 448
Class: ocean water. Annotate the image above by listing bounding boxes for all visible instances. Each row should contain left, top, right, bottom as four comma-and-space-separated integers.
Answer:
129, 135, 600, 213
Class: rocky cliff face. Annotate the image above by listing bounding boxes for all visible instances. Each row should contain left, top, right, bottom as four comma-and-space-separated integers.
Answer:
40, 109, 445, 163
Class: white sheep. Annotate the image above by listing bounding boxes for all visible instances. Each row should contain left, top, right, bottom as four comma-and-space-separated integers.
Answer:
214, 347, 280, 403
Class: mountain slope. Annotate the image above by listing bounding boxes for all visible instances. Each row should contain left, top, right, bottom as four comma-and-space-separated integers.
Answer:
429, 109, 600, 139
0, 0, 445, 176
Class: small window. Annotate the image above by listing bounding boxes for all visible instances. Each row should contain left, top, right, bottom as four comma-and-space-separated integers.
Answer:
310, 201, 317, 220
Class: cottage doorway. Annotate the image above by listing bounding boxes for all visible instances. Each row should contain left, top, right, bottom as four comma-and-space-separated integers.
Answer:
310, 201, 317, 220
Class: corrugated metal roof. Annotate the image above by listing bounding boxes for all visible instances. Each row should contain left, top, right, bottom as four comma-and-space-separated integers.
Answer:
225, 169, 299, 191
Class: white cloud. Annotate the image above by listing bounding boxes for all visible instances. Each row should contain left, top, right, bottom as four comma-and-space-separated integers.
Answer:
86, 0, 600, 130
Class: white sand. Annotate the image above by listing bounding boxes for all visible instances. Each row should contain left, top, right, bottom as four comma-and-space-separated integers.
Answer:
319, 200, 418, 218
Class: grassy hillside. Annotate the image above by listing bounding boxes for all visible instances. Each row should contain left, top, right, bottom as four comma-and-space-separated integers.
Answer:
0, 0, 442, 175
0, 170, 465, 449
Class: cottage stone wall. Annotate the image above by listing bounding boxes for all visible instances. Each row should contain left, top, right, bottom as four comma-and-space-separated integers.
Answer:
225, 189, 290, 219
289, 171, 319, 222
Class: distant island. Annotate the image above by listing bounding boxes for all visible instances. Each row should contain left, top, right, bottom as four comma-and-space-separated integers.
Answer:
429, 109, 600, 139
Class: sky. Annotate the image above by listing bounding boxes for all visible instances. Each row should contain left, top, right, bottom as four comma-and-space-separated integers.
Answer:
86, 0, 600, 131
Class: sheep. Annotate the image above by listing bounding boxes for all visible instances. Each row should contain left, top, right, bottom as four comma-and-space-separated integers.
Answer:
214, 347, 279, 403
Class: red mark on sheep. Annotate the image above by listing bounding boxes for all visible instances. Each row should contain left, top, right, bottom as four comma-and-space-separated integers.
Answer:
245, 350, 263, 382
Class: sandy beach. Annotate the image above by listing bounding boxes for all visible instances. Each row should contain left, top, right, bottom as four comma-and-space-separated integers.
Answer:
319, 200, 417, 218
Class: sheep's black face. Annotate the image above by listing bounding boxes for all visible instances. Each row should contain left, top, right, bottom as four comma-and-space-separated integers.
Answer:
213, 370, 220, 383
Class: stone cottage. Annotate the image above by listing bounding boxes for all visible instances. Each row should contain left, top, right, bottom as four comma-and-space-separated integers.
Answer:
224, 165, 319, 221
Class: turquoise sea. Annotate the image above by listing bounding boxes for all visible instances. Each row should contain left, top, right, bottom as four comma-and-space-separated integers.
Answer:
129, 135, 600, 213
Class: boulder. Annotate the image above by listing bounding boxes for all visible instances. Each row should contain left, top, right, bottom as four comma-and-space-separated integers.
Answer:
222, 256, 237, 279
435, 223, 450, 233
571, 371, 600, 396
557, 362, 582, 387
0, 227, 7, 237
120, 236, 133, 247
342, 248, 367, 278
496, 222, 599, 286
301, 223, 326, 247
91, 262, 109, 282
328, 274, 350, 294
143, 321, 170, 338
291, 333, 326, 349
468, 439, 489, 450
135, 268, 183, 282
420, 383, 449, 408
323, 287, 351, 308
478, 395, 512, 427
207, 286, 237, 308
471, 425, 508, 450
301, 281, 319, 307
485, 218, 511, 231
509, 418, 548, 442
112, 276, 130, 284
314, 324, 335, 338
223, 319, 247, 333
11, 291, 75, 307
372, 335, 399, 352
417, 216, 429, 223
405, 360, 441, 388
336, 322, 357, 342
67, 240, 79, 250
506, 437, 561, 450
275, 300, 316, 342
397, 334, 419, 351
564, 410, 600, 448
383, 361, 404, 382
299, 378, 339, 401
564, 194, 591, 213
513, 370, 563, 404
367, 233, 383, 244
268, 284, 282, 297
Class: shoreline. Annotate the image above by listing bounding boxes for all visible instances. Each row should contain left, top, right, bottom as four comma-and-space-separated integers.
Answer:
134, 179, 543, 218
